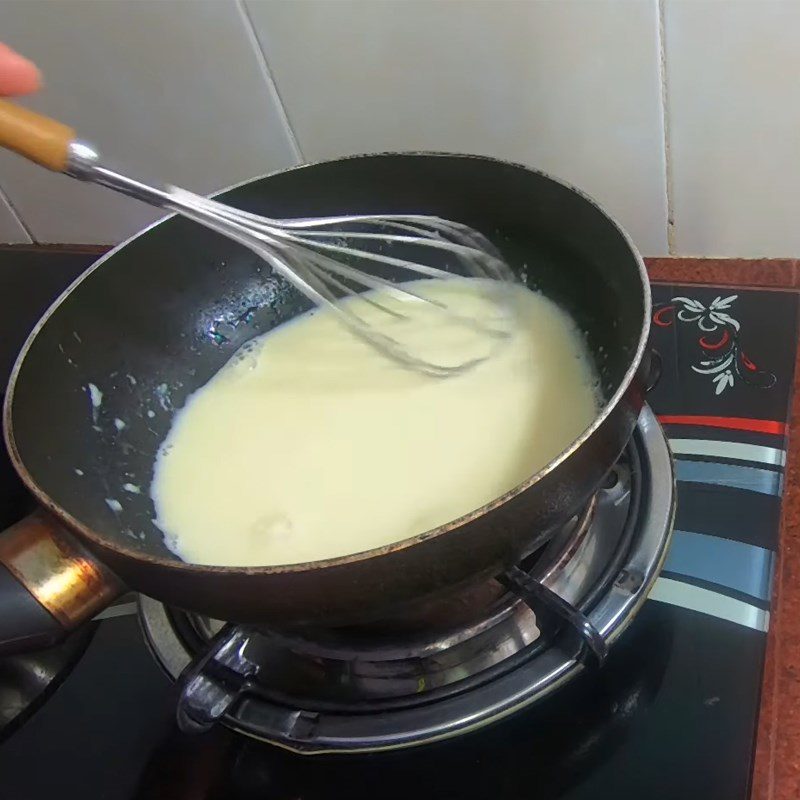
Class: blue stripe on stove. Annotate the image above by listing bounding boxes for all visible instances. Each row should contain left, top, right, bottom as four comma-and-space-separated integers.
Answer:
664, 530, 774, 602
675, 458, 783, 496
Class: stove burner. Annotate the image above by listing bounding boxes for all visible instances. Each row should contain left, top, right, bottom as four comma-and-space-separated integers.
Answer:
139, 406, 674, 753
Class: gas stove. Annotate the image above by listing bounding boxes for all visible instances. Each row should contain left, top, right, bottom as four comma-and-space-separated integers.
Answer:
0, 260, 796, 800
138, 406, 673, 752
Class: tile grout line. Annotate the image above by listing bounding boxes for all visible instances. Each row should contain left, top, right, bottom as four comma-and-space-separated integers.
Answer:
657, 0, 675, 256
0, 180, 35, 244
235, 0, 305, 165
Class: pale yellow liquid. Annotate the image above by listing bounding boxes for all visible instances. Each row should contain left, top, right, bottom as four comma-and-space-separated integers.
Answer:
151, 280, 599, 567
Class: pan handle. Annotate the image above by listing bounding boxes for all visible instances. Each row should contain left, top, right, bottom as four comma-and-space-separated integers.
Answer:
0, 511, 124, 656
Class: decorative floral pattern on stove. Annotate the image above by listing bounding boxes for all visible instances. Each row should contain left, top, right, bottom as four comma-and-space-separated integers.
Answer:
653, 295, 776, 395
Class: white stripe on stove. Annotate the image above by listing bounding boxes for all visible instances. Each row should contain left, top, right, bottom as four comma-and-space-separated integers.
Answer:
648, 576, 769, 632
669, 438, 786, 468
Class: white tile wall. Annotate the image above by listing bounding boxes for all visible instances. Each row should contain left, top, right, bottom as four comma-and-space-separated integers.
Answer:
245, 0, 669, 256
4, 0, 800, 257
0, 0, 299, 244
664, 0, 800, 257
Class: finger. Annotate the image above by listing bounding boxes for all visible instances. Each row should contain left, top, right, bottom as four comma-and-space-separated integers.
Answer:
0, 44, 41, 96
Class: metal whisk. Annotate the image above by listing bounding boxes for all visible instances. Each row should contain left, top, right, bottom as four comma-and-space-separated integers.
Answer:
0, 101, 515, 376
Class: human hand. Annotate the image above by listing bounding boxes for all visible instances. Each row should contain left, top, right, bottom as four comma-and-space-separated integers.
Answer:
0, 44, 41, 96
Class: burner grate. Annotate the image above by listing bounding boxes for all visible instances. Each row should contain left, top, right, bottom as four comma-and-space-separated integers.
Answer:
139, 406, 674, 752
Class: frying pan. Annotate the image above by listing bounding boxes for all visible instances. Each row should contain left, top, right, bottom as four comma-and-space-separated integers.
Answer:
0, 152, 649, 655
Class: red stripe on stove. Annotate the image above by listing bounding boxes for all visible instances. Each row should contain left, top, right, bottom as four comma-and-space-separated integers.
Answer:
658, 415, 787, 436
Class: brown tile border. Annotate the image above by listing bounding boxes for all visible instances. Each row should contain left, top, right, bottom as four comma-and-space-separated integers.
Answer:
645, 257, 798, 800
753, 317, 800, 800
0, 243, 112, 256
647, 257, 800, 290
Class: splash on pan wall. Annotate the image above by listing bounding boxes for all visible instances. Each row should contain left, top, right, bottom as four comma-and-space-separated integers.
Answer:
0, 0, 794, 258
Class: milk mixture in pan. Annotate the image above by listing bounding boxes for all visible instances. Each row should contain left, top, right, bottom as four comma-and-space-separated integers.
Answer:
151, 280, 600, 567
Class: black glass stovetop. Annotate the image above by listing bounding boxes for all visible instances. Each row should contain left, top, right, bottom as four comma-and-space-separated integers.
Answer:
0, 252, 796, 800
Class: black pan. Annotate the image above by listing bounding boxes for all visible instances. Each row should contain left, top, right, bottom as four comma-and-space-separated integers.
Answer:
0, 153, 649, 654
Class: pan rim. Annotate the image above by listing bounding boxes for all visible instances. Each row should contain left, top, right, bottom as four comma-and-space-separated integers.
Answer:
2, 150, 651, 577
